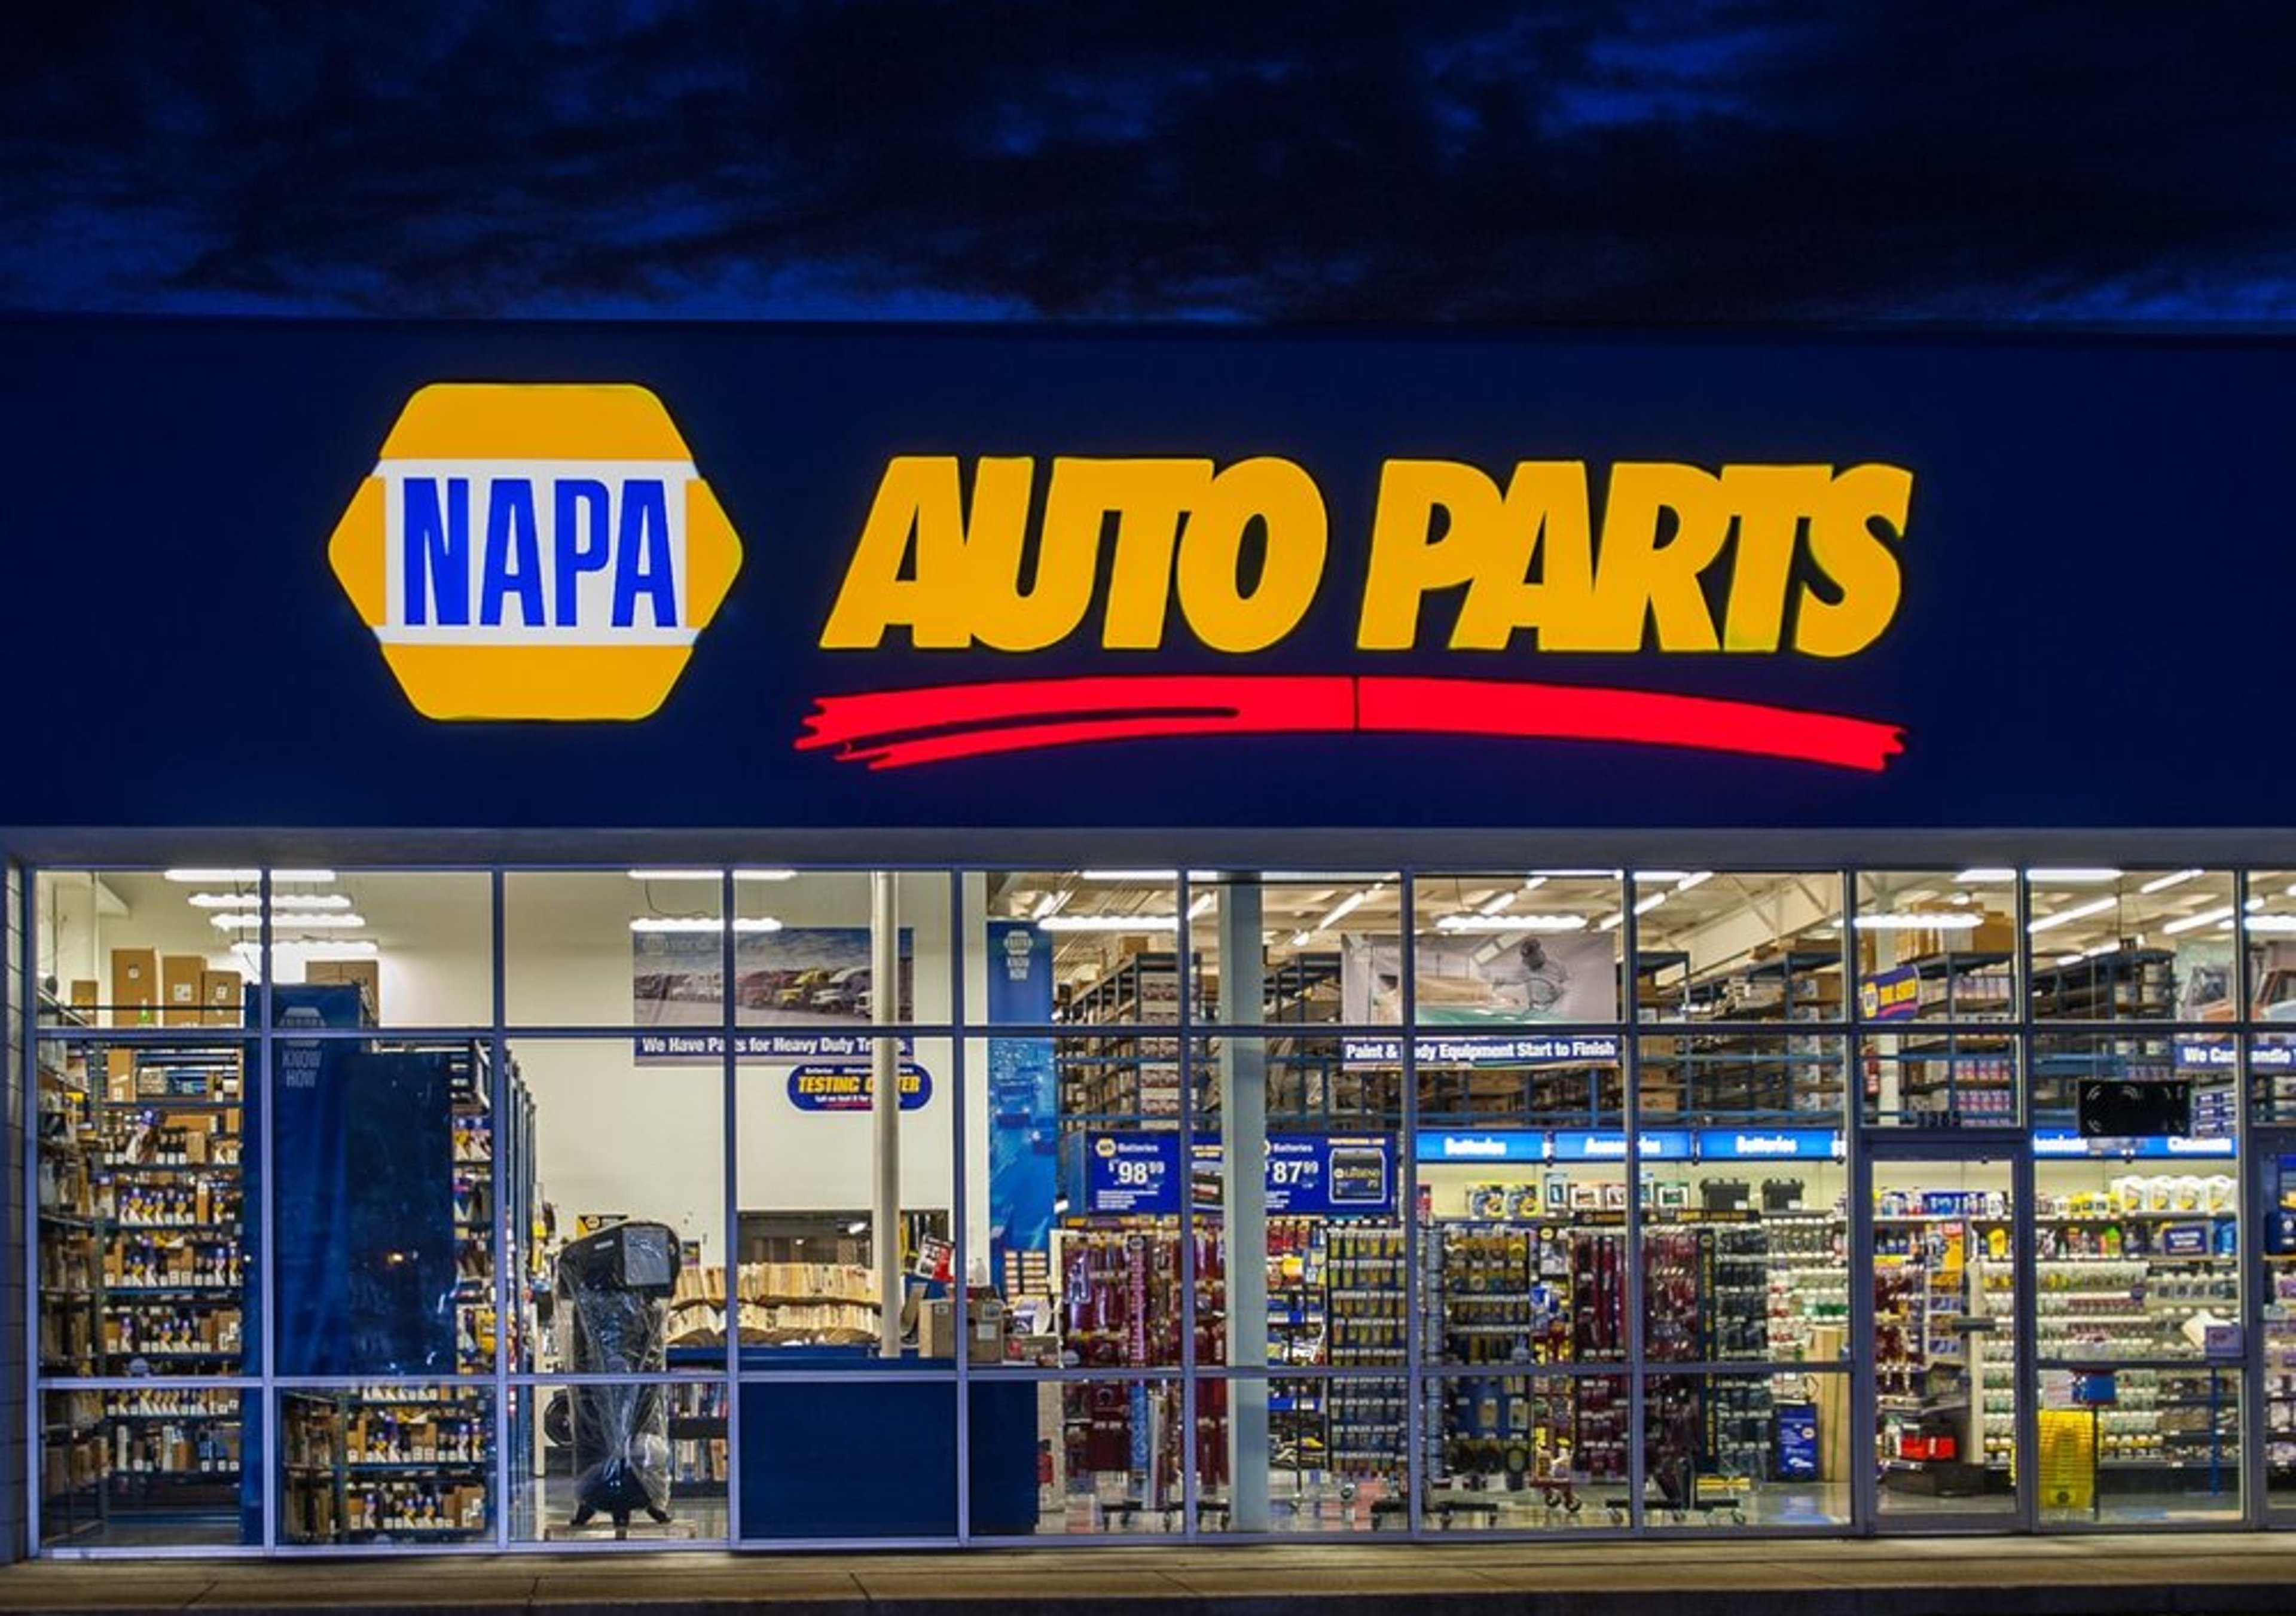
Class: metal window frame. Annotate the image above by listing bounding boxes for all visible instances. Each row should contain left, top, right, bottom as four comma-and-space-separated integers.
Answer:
9, 856, 2292, 1555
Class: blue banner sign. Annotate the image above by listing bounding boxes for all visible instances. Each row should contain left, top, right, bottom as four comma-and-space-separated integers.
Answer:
1344, 1034, 1620, 1067
2178, 1038, 2295, 1070
785, 1062, 932, 1112
1858, 965, 1921, 1022
1550, 1130, 1692, 1161
986, 921, 1060, 1270
1699, 1129, 1843, 1162
637, 1030, 918, 1061
1417, 1131, 1548, 1163
2032, 1129, 2234, 1159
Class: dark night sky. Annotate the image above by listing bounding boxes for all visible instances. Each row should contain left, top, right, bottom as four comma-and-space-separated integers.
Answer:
4, 2, 2293, 324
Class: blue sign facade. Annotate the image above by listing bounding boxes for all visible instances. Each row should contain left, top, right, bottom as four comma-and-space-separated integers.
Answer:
4, 322, 2296, 839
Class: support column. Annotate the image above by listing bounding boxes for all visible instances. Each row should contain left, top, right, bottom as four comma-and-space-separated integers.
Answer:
1218, 879, 1269, 1531
873, 872, 903, 1358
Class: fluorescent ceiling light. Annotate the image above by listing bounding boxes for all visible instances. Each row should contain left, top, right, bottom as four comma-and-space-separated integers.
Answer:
1039, 914, 1180, 934
2028, 896, 2115, 934
1632, 870, 1691, 884
231, 939, 377, 961
2246, 915, 2296, 933
2083, 942, 2121, 959
1077, 869, 1217, 882
2029, 867, 2123, 884
166, 867, 334, 884
1953, 868, 2016, 884
2139, 869, 2205, 894
2164, 905, 2237, 936
1186, 893, 1215, 920
627, 917, 784, 933
1672, 871, 1714, 892
1287, 930, 1313, 948
1476, 893, 1518, 917
1852, 912, 1983, 931
625, 869, 796, 882
211, 912, 367, 931
1596, 912, 1623, 931
1632, 891, 1668, 915
1028, 891, 1070, 922
1435, 914, 1590, 933
1312, 887, 1379, 933
189, 892, 352, 911
1531, 869, 1622, 879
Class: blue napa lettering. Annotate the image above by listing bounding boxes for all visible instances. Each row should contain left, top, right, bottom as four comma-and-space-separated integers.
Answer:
401, 475, 677, 628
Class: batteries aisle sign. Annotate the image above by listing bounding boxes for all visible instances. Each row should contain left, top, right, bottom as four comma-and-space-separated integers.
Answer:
328, 384, 745, 719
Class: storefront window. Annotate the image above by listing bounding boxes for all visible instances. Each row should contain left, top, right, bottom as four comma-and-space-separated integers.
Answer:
26, 857, 2296, 1548
2024, 869, 2237, 1024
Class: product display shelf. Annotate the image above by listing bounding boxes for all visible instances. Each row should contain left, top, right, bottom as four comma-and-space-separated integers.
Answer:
1879, 1024, 2016, 1125
1900, 951, 2019, 1020
1971, 1199, 2242, 1481
1053, 1225, 1228, 1504
280, 1387, 494, 1544
1636, 951, 1846, 1123
2028, 949, 2178, 1021
1763, 1214, 1848, 1367
33, 1038, 252, 1540
1873, 1211, 1981, 1492
2261, 1250, 2296, 1476
1323, 1224, 1407, 1479
1428, 1220, 1582, 1500
1057, 954, 1189, 1127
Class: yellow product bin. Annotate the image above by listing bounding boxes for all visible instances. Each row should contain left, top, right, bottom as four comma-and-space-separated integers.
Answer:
2037, 1408, 2095, 1510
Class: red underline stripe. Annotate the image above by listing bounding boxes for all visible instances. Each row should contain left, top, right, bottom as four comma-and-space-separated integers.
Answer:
795, 674, 1904, 773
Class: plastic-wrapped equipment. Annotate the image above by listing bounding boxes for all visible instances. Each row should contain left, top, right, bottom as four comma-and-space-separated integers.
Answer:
557, 1220, 682, 1528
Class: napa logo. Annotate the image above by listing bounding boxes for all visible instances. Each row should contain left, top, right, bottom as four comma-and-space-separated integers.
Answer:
328, 383, 743, 720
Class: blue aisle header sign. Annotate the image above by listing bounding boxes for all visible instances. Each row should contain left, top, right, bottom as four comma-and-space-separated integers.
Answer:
1342, 1034, 1621, 1067
8, 323, 2296, 834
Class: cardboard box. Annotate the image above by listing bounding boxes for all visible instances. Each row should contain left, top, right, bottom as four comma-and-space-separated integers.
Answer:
199, 970, 243, 1027
919, 1297, 956, 1359
162, 955, 207, 1026
110, 948, 158, 1026
68, 980, 98, 1022
304, 959, 378, 1022
105, 1049, 135, 1102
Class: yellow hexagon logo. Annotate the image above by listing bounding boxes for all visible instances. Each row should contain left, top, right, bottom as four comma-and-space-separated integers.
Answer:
328, 383, 743, 720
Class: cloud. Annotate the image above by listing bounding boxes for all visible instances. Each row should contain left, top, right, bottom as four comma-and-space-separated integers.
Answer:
2, 2, 2291, 321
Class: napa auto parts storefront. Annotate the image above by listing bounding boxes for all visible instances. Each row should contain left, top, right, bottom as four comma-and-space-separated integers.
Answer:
5, 320, 2296, 1555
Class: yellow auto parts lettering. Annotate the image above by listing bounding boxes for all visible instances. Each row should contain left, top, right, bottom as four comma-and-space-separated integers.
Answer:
1355, 459, 1911, 655
822, 455, 1327, 652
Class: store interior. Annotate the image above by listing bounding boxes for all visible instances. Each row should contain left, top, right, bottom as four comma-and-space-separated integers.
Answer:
26, 864, 2296, 1547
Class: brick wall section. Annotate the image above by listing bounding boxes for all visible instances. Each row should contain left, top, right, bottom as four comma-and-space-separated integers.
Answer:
3, 863, 26, 1561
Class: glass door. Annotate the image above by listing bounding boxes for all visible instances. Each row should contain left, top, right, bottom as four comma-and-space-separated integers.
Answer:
2257, 1136, 2296, 1522
1863, 1144, 2023, 1529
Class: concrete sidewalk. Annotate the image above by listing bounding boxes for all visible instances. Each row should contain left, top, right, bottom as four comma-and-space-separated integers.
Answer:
5, 1534, 2296, 1616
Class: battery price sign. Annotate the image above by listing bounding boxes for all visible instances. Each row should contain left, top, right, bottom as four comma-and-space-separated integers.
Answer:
1084, 1135, 1183, 1214
1079, 1133, 1394, 1217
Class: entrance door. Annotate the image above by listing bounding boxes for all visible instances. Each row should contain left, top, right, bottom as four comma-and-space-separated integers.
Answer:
1863, 1143, 2025, 1529
2257, 1134, 2296, 1524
